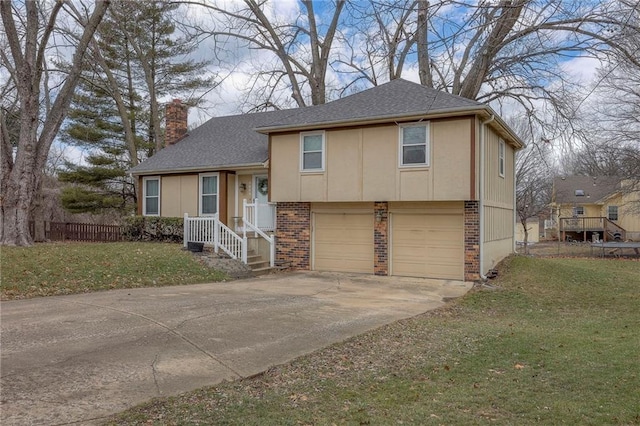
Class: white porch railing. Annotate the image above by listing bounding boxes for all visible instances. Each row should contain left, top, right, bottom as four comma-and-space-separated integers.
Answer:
183, 214, 247, 262
243, 199, 277, 232
243, 199, 276, 267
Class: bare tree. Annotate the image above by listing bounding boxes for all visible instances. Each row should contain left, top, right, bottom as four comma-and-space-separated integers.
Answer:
511, 118, 555, 252
184, 0, 345, 108
337, 0, 640, 140
0, 0, 110, 246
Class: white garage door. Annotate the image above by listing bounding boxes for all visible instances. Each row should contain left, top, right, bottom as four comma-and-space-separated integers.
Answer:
391, 213, 464, 280
313, 212, 374, 274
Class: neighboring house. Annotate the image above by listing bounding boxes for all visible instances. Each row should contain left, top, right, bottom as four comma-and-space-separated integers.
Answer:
516, 219, 540, 243
130, 79, 524, 281
551, 176, 640, 242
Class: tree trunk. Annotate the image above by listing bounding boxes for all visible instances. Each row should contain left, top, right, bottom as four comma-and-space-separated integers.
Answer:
0, 0, 110, 246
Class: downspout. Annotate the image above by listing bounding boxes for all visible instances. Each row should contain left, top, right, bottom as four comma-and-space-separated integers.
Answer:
479, 114, 495, 280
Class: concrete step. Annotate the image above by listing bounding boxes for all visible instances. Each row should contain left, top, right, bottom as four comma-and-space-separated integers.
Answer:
247, 259, 270, 269
251, 266, 275, 276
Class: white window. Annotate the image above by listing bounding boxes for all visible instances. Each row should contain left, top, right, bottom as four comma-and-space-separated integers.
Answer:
199, 173, 218, 216
300, 132, 325, 171
498, 139, 505, 177
143, 177, 160, 216
399, 123, 429, 166
608, 205, 618, 221
574, 206, 584, 216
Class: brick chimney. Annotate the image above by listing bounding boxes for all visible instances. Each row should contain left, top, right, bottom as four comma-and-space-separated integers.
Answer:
165, 99, 188, 147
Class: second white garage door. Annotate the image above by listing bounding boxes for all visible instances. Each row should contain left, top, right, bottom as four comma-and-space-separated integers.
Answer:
313, 212, 374, 274
391, 213, 464, 280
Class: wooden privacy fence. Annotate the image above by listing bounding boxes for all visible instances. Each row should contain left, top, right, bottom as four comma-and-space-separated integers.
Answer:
29, 222, 124, 242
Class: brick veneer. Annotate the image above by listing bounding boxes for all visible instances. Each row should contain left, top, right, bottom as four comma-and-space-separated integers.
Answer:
374, 201, 389, 275
464, 200, 480, 281
275, 202, 311, 269
165, 99, 188, 146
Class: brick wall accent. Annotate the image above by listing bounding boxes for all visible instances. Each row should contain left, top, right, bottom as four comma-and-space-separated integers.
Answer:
464, 200, 480, 281
165, 99, 188, 147
276, 202, 311, 270
374, 201, 389, 276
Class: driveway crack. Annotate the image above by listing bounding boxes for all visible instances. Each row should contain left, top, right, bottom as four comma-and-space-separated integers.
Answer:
151, 353, 160, 395
57, 299, 242, 379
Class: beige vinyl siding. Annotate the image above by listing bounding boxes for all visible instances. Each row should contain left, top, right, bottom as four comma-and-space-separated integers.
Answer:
602, 191, 640, 240
160, 175, 198, 217
312, 207, 374, 274
483, 127, 514, 206
482, 126, 515, 273
558, 204, 601, 218
484, 206, 513, 241
270, 118, 472, 203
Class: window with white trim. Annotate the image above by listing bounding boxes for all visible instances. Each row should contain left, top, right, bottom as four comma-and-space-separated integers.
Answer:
498, 139, 505, 177
143, 177, 160, 216
300, 132, 325, 171
608, 205, 618, 221
199, 173, 218, 216
399, 123, 429, 166
574, 206, 584, 216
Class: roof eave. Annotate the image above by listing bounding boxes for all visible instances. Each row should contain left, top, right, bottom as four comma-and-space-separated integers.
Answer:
129, 162, 268, 176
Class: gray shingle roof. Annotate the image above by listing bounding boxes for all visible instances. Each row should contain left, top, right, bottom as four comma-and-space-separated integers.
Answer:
255, 79, 483, 132
131, 79, 500, 175
129, 108, 298, 175
553, 176, 621, 204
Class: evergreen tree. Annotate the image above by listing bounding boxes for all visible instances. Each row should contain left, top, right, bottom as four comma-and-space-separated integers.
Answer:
60, 0, 216, 215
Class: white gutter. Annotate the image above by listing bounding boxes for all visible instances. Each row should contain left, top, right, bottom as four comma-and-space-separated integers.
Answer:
479, 114, 495, 281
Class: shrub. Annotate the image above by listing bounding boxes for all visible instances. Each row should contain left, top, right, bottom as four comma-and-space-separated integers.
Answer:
123, 216, 183, 243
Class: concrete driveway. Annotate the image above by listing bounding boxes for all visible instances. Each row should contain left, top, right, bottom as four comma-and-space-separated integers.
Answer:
0, 272, 471, 425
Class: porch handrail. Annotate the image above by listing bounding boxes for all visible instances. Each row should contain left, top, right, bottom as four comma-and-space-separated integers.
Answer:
183, 214, 247, 262
215, 219, 246, 261
183, 214, 219, 247
242, 199, 275, 268
603, 218, 626, 240
243, 198, 276, 232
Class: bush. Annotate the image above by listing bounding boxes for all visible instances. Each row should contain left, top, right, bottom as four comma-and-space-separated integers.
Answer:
123, 216, 183, 243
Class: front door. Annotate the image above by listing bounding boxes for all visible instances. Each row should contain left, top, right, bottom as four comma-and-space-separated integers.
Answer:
254, 175, 270, 228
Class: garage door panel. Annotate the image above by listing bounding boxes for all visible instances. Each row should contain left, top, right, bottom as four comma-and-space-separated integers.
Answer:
391, 212, 463, 280
314, 213, 374, 274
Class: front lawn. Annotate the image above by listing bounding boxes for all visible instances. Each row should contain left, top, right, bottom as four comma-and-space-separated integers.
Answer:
1, 242, 227, 300
105, 256, 640, 425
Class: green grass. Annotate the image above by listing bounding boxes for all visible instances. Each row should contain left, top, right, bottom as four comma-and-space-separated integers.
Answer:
1, 242, 227, 300
105, 256, 640, 425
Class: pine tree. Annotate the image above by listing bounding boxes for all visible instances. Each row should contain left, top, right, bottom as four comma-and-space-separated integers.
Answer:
60, 0, 216, 215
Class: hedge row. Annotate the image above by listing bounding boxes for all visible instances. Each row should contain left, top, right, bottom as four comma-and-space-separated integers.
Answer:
123, 216, 183, 243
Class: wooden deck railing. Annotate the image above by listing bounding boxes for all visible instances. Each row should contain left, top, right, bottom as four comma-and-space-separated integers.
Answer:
559, 217, 626, 241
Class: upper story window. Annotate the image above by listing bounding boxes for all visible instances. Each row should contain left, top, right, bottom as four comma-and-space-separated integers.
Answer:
399, 123, 429, 167
573, 206, 584, 216
143, 177, 160, 216
498, 139, 505, 177
301, 131, 325, 171
199, 173, 218, 216
608, 205, 618, 221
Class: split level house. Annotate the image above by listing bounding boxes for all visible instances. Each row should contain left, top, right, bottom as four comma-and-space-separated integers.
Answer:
551, 175, 640, 242
130, 79, 524, 281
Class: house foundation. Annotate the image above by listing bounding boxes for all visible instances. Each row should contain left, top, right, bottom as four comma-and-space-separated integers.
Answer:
464, 200, 480, 281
